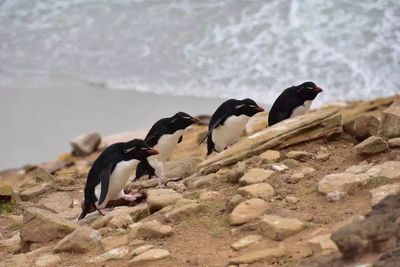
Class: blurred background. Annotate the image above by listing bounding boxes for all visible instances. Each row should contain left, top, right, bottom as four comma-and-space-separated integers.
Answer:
0, 0, 399, 169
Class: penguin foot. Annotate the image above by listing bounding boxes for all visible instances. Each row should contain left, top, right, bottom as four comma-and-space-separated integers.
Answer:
121, 192, 143, 202
97, 208, 112, 216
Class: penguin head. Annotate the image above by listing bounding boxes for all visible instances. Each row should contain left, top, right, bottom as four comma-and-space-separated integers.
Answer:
233, 98, 264, 117
121, 139, 159, 161
168, 112, 200, 131
295, 81, 323, 101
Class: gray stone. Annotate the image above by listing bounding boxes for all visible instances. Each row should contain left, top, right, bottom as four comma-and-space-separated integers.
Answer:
343, 114, 380, 140
259, 215, 304, 241
239, 168, 275, 185
308, 234, 339, 255
354, 136, 388, 155
54, 226, 101, 253
101, 234, 129, 251
129, 248, 170, 266
70, 132, 101, 156
19, 184, 50, 201
286, 151, 314, 162
88, 247, 130, 263
259, 150, 281, 162
164, 157, 202, 178
20, 207, 77, 244
271, 164, 288, 172
164, 203, 203, 223
37, 192, 73, 213
91, 205, 148, 229
226, 194, 246, 213
130, 245, 154, 257
379, 100, 400, 138
231, 235, 263, 250
388, 137, 400, 148
34, 255, 61, 267
237, 183, 274, 201
229, 198, 269, 226
370, 183, 400, 206
0, 233, 21, 253
228, 247, 286, 265
147, 189, 183, 213
185, 173, 220, 189
135, 220, 173, 239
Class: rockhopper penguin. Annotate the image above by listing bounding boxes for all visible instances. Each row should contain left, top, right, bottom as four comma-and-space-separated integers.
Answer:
78, 139, 158, 220
135, 112, 199, 179
268, 81, 323, 126
201, 98, 264, 155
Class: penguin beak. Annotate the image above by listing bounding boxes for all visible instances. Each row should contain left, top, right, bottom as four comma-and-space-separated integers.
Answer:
191, 117, 200, 123
147, 148, 159, 155
315, 86, 323, 93
255, 107, 264, 112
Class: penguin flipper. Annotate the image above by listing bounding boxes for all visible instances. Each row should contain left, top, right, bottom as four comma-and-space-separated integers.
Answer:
199, 116, 225, 144
98, 165, 114, 206
135, 160, 148, 179
206, 135, 215, 155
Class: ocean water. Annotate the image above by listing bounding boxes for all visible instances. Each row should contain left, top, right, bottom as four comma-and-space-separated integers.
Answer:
0, 0, 399, 104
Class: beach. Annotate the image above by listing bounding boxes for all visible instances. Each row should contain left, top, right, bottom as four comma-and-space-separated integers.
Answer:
0, 86, 224, 170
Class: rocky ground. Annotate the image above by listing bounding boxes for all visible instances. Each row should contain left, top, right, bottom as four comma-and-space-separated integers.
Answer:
1, 95, 400, 267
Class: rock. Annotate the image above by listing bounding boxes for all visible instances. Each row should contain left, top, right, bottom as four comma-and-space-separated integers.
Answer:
226, 194, 246, 213
101, 234, 129, 251
370, 183, 400, 206
89, 247, 130, 263
136, 220, 173, 239
308, 234, 339, 255
197, 109, 342, 174
108, 213, 134, 229
0, 182, 13, 202
129, 248, 170, 266
221, 162, 246, 183
231, 234, 263, 250
286, 151, 314, 162
164, 157, 202, 178
70, 132, 101, 156
34, 255, 61, 267
354, 136, 388, 155
199, 191, 218, 201
0, 233, 21, 253
285, 196, 299, 204
54, 226, 101, 253
271, 164, 288, 172
166, 181, 187, 193
91, 205, 148, 229
318, 161, 400, 195
374, 247, 400, 267
326, 191, 346, 202
0, 254, 31, 267
331, 194, 400, 260
343, 114, 380, 140
229, 198, 269, 226
379, 100, 400, 138
237, 183, 274, 201
259, 215, 304, 241
388, 137, 400, 148
130, 245, 154, 257
19, 184, 50, 201
37, 192, 73, 213
259, 150, 281, 162
128, 177, 179, 189
228, 246, 286, 265
239, 168, 275, 185
185, 173, 220, 189
316, 152, 330, 161
246, 111, 268, 134
164, 202, 203, 223
20, 207, 76, 244
283, 172, 304, 184
147, 189, 183, 213
31, 167, 54, 183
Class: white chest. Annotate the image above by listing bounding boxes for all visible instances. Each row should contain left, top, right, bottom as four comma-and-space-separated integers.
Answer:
212, 115, 250, 152
291, 100, 313, 117
95, 159, 138, 202
152, 130, 183, 161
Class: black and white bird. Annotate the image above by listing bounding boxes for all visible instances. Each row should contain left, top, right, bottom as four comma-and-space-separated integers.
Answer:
135, 112, 199, 179
268, 81, 323, 126
201, 98, 264, 155
78, 139, 158, 220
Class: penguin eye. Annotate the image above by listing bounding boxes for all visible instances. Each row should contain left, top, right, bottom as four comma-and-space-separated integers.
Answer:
140, 147, 148, 150
183, 116, 191, 119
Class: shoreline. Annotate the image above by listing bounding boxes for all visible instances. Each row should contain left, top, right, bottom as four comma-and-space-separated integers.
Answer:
0, 86, 225, 170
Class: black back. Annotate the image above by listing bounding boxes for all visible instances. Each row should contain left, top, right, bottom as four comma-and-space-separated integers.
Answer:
79, 139, 153, 220
202, 98, 264, 155
135, 112, 197, 179
268, 81, 322, 126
